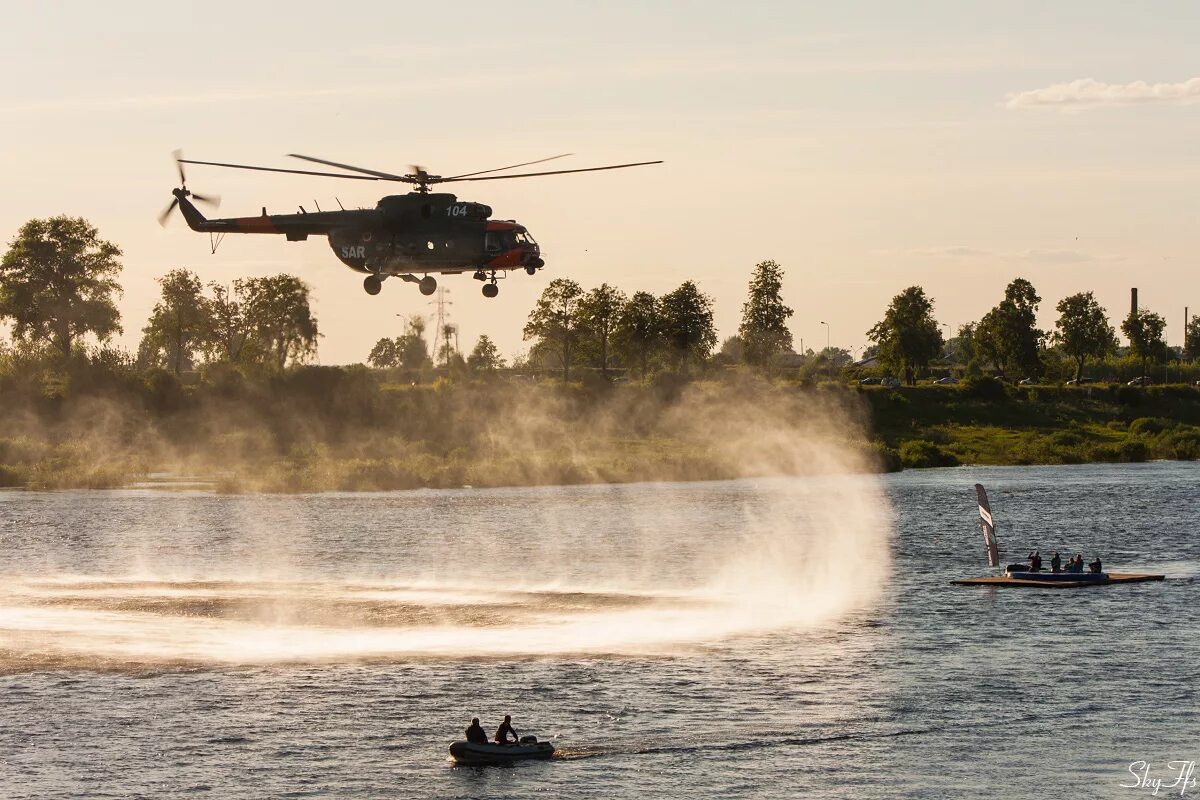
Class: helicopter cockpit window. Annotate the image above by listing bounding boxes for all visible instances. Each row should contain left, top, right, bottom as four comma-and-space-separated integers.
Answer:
484, 232, 501, 252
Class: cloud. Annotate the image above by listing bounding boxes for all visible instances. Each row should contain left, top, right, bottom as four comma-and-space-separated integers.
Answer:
1014, 248, 1123, 264
1006, 77, 1200, 110
917, 245, 990, 258
881, 246, 1124, 264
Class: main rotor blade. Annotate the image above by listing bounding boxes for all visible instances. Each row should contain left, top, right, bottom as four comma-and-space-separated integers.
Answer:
158, 198, 179, 227
172, 149, 186, 185
440, 160, 663, 183
178, 158, 397, 182
444, 153, 574, 180
287, 154, 408, 180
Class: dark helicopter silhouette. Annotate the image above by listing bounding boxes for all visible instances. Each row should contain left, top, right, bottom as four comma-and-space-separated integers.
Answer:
160, 152, 662, 298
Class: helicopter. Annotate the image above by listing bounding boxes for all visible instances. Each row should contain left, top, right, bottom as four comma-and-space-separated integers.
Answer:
160, 152, 662, 298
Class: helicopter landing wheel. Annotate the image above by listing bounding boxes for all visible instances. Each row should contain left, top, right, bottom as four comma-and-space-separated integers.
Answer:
418, 276, 437, 296
363, 275, 383, 295
482, 283, 499, 298
524, 266, 537, 276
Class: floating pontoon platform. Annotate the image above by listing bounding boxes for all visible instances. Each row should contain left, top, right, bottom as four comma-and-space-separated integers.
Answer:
952, 572, 1165, 588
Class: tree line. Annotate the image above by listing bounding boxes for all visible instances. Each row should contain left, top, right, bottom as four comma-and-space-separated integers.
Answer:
868, 280, 1187, 385
2, 215, 1196, 389
0, 216, 318, 375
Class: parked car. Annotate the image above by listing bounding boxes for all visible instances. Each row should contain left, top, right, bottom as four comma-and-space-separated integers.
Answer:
881, 377, 901, 387
1065, 377, 1096, 385
1018, 378, 1035, 385
859, 377, 882, 385
934, 377, 958, 385
1127, 376, 1152, 386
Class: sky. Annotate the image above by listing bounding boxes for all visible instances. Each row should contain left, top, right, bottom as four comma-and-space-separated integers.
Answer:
2, 1, 1199, 363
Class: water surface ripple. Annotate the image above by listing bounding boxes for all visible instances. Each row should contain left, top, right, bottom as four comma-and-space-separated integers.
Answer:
1, 462, 1196, 799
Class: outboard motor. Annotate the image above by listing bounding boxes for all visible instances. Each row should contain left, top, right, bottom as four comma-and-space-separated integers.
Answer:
519, 735, 539, 744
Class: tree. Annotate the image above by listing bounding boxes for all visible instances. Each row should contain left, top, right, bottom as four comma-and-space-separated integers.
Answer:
139, 269, 211, 375
368, 337, 401, 368
738, 259, 793, 367
1054, 292, 1117, 382
207, 282, 251, 363
523, 278, 584, 381
613, 291, 663, 380
467, 335, 505, 372
659, 280, 716, 371
397, 317, 430, 370
0, 216, 123, 358
867, 286, 943, 385
715, 335, 744, 365
577, 283, 627, 377
1122, 308, 1167, 378
975, 278, 1045, 379
241, 275, 320, 368
1186, 314, 1200, 362
436, 323, 458, 368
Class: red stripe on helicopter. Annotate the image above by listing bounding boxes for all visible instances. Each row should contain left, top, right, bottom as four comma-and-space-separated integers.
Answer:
485, 248, 525, 269
229, 217, 283, 233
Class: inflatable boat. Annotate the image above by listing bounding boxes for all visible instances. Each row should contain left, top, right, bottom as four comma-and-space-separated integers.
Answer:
449, 738, 555, 765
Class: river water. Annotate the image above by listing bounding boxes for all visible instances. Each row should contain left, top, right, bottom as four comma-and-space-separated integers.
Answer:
1, 462, 1196, 799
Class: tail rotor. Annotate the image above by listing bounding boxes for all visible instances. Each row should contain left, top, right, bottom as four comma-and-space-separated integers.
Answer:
159, 150, 220, 226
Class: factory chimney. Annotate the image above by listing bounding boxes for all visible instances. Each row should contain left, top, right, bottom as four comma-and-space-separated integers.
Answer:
1131, 288, 1138, 316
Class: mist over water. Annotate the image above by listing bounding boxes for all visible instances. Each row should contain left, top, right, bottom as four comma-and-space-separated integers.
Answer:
0, 470, 892, 669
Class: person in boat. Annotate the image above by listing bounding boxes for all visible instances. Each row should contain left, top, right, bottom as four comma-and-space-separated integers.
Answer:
465, 717, 488, 745
1028, 551, 1042, 572
1070, 554, 1084, 573
494, 715, 519, 745
1089, 556, 1103, 574
1050, 552, 1061, 573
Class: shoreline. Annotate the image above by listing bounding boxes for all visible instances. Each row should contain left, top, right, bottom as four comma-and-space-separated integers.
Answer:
2, 379, 1198, 492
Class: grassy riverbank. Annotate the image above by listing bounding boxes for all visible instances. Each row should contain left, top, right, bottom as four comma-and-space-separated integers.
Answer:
2, 367, 1199, 491
867, 379, 1200, 469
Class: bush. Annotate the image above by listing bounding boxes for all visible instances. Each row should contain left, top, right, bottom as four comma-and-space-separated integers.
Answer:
1049, 431, 1085, 447
1115, 386, 1142, 407
867, 442, 902, 472
898, 439, 960, 468
1156, 428, 1200, 460
1128, 417, 1174, 437
1118, 438, 1149, 463
962, 375, 1006, 401
1088, 444, 1121, 462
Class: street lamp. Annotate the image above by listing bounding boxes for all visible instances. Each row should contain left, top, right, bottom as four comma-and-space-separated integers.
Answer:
820, 321, 830, 351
